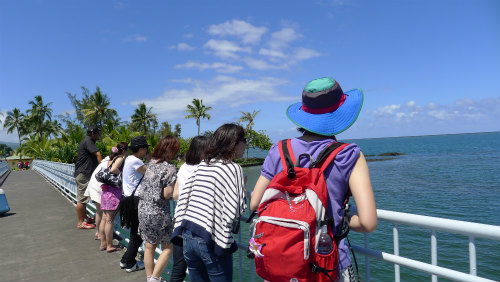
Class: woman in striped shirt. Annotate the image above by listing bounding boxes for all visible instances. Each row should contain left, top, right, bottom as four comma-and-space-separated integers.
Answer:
172, 123, 247, 282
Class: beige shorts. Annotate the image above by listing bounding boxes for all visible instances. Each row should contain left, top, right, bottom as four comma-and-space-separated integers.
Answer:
75, 173, 91, 204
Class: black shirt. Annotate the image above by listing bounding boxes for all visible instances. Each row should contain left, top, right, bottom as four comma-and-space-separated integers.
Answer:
74, 135, 99, 177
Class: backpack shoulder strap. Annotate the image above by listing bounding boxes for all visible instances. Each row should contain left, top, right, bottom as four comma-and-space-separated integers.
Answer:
278, 139, 296, 179
314, 142, 350, 173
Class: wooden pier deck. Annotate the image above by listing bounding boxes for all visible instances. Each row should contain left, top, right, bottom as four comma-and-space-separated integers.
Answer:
0, 170, 145, 282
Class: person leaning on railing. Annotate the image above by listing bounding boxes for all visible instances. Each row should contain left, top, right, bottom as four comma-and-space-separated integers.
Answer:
119, 135, 150, 273
250, 77, 377, 282
74, 126, 102, 229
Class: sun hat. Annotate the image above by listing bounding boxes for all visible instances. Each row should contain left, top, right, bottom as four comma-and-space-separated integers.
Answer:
130, 136, 149, 149
286, 77, 364, 136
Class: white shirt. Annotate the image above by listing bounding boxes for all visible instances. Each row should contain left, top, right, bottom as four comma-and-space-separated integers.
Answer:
84, 156, 109, 197
122, 155, 144, 197
176, 163, 197, 200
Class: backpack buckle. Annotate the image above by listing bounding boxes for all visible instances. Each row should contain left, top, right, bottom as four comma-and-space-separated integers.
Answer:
320, 217, 334, 226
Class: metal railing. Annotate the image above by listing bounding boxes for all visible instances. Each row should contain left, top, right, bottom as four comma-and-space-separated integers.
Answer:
0, 161, 10, 178
32, 160, 500, 282
351, 208, 500, 282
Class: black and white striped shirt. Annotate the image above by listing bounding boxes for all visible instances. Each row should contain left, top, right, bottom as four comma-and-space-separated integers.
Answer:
172, 159, 247, 255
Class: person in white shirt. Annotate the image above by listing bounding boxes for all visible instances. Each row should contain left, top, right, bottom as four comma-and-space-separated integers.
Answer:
119, 135, 149, 273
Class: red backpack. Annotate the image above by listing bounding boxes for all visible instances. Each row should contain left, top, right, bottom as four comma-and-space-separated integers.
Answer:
250, 139, 349, 282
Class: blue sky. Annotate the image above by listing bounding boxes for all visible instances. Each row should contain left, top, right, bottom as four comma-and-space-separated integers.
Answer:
1, 0, 499, 144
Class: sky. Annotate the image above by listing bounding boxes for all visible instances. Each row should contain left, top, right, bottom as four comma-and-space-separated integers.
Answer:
1, 0, 499, 144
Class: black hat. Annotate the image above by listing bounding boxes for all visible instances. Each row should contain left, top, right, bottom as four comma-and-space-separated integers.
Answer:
130, 136, 149, 149
87, 126, 100, 134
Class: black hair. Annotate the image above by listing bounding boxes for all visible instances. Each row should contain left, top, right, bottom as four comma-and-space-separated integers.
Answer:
109, 142, 128, 160
185, 136, 210, 165
204, 123, 245, 164
87, 126, 100, 135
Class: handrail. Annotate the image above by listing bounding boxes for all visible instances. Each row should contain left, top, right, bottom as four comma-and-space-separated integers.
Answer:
0, 161, 10, 178
349, 208, 500, 282
32, 160, 499, 282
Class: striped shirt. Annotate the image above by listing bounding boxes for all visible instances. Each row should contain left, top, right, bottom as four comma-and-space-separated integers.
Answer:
172, 159, 247, 256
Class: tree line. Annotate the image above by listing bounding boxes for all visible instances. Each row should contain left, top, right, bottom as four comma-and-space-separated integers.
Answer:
1, 86, 272, 163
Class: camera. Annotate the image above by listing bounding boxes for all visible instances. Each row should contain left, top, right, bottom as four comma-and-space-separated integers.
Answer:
231, 218, 240, 234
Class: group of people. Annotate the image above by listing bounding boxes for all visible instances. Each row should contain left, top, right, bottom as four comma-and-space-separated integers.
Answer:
71, 76, 378, 282
17, 160, 29, 170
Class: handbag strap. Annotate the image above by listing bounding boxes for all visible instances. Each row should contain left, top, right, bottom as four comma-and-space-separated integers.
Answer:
130, 175, 144, 196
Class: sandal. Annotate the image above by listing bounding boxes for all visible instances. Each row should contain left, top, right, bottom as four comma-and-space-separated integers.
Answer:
77, 222, 96, 229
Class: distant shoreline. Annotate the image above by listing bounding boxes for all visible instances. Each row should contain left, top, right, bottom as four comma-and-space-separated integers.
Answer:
340, 131, 499, 142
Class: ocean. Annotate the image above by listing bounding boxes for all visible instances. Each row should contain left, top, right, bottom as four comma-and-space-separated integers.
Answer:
240, 132, 500, 281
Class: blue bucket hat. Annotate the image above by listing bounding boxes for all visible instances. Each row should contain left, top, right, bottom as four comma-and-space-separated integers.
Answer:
286, 77, 363, 136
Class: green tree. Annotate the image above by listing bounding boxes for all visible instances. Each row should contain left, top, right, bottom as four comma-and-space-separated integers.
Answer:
0, 144, 13, 158
174, 123, 182, 138
3, 108, 25, 148
80, 87, 118, 129
239, 110, 261, 159
185, 98, 212, 136
246, 129, 273, 159
27, 95, 53, 139
100, 125, 140, 154
19, 134, 53, 159
44, 120, 64, 139
131, 103, 157, 135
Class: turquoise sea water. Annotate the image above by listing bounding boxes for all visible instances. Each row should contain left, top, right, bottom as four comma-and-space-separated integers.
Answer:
240, 132, 500, 281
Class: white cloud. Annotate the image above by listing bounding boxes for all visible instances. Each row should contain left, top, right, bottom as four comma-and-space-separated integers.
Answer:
292, 47, 321, 61
130, 76, 293, 120
244, 58, 287, 70
268, 27, 301, 50
207, 20, 268, 44
258, 48, 287, 59
203, 39, 252, 59
373, 104, 401, 116
123, 33, 147, 42
175, 43, 195, 51
174, 61, 243, 73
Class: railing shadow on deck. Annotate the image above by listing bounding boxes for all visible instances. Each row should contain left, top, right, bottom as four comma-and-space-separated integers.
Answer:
32, 160, 500, 282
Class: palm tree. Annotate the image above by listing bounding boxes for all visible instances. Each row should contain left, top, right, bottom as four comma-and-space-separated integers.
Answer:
19, 134, 53, 159
81, 87, 118, 129
239, 110, 260, 159
131, 103, 157, 135
239, 110, 260, 132
27, 95, 53, 139
44, 120, 64, 139
185, 98, 212, 136
3, 108, 25, 148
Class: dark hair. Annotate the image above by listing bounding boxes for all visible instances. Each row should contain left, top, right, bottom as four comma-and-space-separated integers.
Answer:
109, 142, 128, 160
185, 136, 209, 165
204, 123, 245, 164
87, 126, 100, 135
152, 136, 180, 163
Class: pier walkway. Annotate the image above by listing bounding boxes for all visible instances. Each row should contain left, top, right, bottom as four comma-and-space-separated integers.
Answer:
0, 170, 144, 282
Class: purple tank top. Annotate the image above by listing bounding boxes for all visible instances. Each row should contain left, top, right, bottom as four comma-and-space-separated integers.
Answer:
260, 137, 360, 270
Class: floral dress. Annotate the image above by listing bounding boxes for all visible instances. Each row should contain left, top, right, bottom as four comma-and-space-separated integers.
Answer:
138, 159, 177, 244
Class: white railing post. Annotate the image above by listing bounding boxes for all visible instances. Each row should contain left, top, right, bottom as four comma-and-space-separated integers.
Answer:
393, 224, 400, 282
469, 236, 477, 276
431, 229, 437, 282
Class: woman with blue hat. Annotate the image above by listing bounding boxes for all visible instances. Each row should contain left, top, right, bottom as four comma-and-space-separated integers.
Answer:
250, 77, 377, 282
